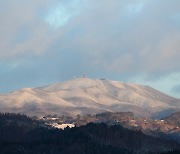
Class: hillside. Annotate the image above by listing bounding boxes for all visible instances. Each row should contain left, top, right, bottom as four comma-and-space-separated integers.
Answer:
163, 112, 180, 126
0, 78, 179, 118
41, 112, 180, 142
0, 113, 179, 154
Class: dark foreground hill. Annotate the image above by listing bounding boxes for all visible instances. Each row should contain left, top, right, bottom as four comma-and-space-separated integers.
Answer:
0, 113, 180, 154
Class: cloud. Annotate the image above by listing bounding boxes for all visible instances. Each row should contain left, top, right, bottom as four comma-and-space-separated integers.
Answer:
66, 0, 180, 76
1, 0, 180, 98
0, 0, 59, 59
2, 0, 180, 75
45, 0, 83, 28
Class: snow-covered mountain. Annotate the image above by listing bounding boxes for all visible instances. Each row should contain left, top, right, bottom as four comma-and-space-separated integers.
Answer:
0, 78, 179, 118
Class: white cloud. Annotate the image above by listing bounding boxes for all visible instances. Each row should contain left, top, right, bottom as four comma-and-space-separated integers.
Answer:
45, 0, 83, 28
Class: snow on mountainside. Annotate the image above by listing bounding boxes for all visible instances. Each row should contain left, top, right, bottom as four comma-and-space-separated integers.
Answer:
0, 78, 179, 118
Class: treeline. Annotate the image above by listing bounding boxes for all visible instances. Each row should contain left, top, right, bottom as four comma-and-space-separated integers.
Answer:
0, 113, 179, 154
0, 113, 32, 122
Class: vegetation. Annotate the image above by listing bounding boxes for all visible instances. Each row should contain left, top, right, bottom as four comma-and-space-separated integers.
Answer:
0, 113, 179, 154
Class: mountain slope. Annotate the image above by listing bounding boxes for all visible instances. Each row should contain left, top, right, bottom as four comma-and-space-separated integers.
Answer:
0, 78, 179, 117
163, 112, 180, 126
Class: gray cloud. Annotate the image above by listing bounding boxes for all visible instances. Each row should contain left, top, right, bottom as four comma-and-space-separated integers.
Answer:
65, 0, 180, 76
0, 0, 58, 59
1, 0, 180, 75
0, 0, 180, 97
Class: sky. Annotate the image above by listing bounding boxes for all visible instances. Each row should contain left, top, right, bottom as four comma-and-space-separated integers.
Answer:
0, 0, 180, 98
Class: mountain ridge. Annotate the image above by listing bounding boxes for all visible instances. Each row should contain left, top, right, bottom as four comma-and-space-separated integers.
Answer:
0, 78, 179, 118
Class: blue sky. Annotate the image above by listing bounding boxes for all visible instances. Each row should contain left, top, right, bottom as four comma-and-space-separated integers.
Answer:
0, 0, 180, 98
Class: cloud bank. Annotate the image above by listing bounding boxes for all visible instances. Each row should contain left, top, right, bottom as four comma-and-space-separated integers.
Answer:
0, 0, 180, 97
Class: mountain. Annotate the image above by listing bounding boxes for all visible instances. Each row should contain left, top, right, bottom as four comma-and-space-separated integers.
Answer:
0, 78, 179, 118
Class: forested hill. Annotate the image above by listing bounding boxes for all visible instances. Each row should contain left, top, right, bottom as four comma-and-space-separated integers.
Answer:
0, 113, 180, 154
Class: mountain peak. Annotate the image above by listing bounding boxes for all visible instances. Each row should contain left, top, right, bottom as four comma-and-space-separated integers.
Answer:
0, 78, 179, 118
